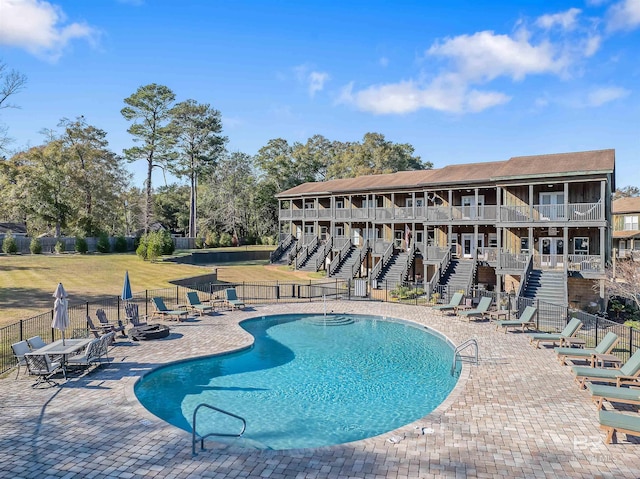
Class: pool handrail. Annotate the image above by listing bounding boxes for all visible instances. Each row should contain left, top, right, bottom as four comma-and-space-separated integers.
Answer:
192, 403, 247, 456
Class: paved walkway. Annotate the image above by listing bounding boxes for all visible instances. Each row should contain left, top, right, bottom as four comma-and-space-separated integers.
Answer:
1, 302, 638, 479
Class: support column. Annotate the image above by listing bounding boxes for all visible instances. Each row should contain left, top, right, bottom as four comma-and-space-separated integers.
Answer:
529, 184, 534, 220
600, 226, 606, 272
563, 226, 569, 272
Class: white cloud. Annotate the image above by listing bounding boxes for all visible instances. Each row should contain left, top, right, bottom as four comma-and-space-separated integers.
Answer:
585, 86, 630, 106
0, 0, 97, 61
293, 64, 330, 97
583, 34, 602, 56
536, 8, 582, 30
606, 0, 640, 31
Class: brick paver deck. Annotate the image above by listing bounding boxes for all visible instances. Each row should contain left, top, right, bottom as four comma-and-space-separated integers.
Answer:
1, 301, 638, 478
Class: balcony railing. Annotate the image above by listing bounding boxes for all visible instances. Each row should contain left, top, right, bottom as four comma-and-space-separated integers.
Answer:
568, 255, 603, 274
500, 251, 529, 270
500, 202, 602, 223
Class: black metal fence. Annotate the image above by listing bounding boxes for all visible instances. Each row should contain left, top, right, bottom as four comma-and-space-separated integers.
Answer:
2, 278, 639, 374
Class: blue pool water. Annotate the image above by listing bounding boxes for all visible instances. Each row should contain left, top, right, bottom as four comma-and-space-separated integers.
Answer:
134, 314, 459, 450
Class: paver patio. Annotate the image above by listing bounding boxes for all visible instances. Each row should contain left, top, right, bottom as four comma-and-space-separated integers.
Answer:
1, 301, 638, 478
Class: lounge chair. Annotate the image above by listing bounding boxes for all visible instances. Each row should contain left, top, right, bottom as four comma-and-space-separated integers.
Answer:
67, 338, 102, 372
24, 352, 66, 388
96, 309, 127, 337
432, 292, 464, 314
186, 291, 213, 316
529, 317, 583, 349
555, 331, 619, 366
588, 383, 640, 410
125, 303, 147, 327
457, 296, 492, 322
494, 306, 538, 333
11, 340, 31, 379
224, 288, 245, 310
599, 410, 640, 444
151, 297, 188, 321
572, 348, 640, 389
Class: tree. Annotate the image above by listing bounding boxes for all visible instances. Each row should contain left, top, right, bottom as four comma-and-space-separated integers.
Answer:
58, 116, 128, 236
0, 59, 28, 154
154, 184, 190, 234
121, 84, 176, 233
614, 186, 640, 200
599, 259, 640, 312
168, 99, 227, 237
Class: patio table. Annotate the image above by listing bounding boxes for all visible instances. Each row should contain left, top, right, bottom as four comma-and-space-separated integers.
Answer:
28, 338, 93, 365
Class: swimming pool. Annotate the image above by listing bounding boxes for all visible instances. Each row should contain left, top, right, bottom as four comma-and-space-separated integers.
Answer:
134, 313, 459, 450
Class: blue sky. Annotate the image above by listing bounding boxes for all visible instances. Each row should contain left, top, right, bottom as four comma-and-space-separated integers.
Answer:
0, 0, 638, 189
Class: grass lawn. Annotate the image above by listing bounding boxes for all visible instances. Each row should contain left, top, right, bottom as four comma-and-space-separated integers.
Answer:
0, 252, 318, 326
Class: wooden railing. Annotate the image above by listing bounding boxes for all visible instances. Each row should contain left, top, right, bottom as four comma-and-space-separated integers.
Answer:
516, 254, 533, 299
568, 255, 603, 274
350, 239, 370, 279
370, 242, 394, 282
499, 251, 529, 270
270, 234, 294, 263
329, 238, 352, 276
398, 241, 416, 284
315, 236, 333, 271
295, 236, 319, 269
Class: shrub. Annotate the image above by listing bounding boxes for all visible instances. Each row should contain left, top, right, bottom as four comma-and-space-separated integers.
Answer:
195, 237, 205, 249
205, 231, 219, 248
137, 231, 174, 261
219, 232, 233, 247
624, 320, 640, 330
54, 240, 65, 254
75, 237, 89, 254
114, 235, 128, 253
136, 235, 148, 260
30, 237, 42, 254
96, 233, 111, 253
2, 233, 18, 254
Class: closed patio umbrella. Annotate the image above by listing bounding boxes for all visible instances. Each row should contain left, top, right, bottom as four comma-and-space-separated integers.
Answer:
52, 282, 69, 345
121, 270, 133, 301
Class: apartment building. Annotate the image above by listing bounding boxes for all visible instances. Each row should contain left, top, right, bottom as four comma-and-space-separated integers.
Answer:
613, 196, 640, 258
274, 149, 615, 308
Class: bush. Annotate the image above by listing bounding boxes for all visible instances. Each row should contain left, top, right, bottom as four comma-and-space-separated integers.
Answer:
219, 232, 233, 247
75, 237, 89, 254
30, 237, 42, 254
2, 233, 18, 254
54, 240, 65, 254
96, 233, 111, 253
137, 231, 174, 261
195, 237, 205, 249
205, 231, 219, 248
114, 235, 128, 253
136, 237, 148, 260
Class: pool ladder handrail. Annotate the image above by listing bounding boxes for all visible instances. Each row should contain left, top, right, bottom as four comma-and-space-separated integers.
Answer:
451, 338, 478, 375
192, 403, 247, 456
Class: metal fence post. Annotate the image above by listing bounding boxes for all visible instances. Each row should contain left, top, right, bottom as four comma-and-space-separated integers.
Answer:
536, 299, 540, 329
348, 279, 351, 301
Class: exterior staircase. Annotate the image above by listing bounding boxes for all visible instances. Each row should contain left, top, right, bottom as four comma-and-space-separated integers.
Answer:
522, 270, 567, 307
330, 246, 359, 280
438, 259, 475, 297
298, 243, 325, 271
270, 235, 296, 264
375, 252, 408, 288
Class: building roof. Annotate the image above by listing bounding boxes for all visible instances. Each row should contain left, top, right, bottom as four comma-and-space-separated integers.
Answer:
613, 230, 640, 239
276, 149, 615, 198
613, 197, 640, 214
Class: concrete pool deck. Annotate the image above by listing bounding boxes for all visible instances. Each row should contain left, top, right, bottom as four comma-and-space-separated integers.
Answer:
1, 301, 639, 478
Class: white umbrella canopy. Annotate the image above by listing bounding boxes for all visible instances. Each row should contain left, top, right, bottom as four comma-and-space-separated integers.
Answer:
52, 282, 69, 344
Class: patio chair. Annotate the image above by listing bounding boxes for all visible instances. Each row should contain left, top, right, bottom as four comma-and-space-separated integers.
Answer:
588, 383, 640, 410
26, 336, 46, 350
151, 297, 188, 321
432, 292, 464, 314
224, 288, 245, 310
24, 353, 66, 388
555, 332, 619, 366
572, 348, 640, 389
494, 306, 538, 333
457, 296, 492, 322
529, 317, 583, 349
95, 331, 115, 364
11, 340, 30, 379
599, 410, 640, 444
67, 338, 102, 372
96, 309, 127, 337
125, 303, 147, 327
86, 316, 120, 342
186, 291, 213, 316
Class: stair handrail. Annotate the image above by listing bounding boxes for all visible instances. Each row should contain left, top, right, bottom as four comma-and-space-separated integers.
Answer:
270, 234, 293, 263
399, 240, 416, 283
295, 235, 319, 269
315, 235, 333, 271
287, 240, 302, 265
426, 247, 451, 298
192, 403, 246, 456
515, 253, 534, 298
329, 238, 351, 276
370, 242, 394, 282
350, 239, 370, 278
465, 252, 478, 294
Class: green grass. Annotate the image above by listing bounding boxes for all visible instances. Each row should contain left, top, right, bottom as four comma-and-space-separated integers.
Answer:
0, 252, 319, 326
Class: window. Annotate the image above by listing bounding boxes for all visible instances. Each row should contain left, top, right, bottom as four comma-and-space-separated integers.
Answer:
573, 237, 589, 255
335, 226, 344, 237
520, 237, 529, 254
304, 225, 314, 235
415, 231, 424, 244
304, 201, 314, 209
624, 215, 639, 230
335, 199, 344, 209
488, 233, 497, 248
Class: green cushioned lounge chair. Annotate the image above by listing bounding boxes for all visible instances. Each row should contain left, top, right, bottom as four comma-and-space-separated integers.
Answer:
494, 306, 537, 333
151, 297, 188, 321
599, 410, 640, 444
432, 292, 464, 314
555, 332, 619, 366
529, 317, 582, 349
572, 348, 640, 389
457, 296, 492, 322
224, 288, 245, 310
588, 383, 640, 410
186, 292, 213, 316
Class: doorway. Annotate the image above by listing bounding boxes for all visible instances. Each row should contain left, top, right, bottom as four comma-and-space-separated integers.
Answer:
461, 233, 484, 259
540, 237, 564, 267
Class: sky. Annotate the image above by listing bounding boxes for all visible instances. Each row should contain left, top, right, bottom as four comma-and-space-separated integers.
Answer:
0, 0, 639, 190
